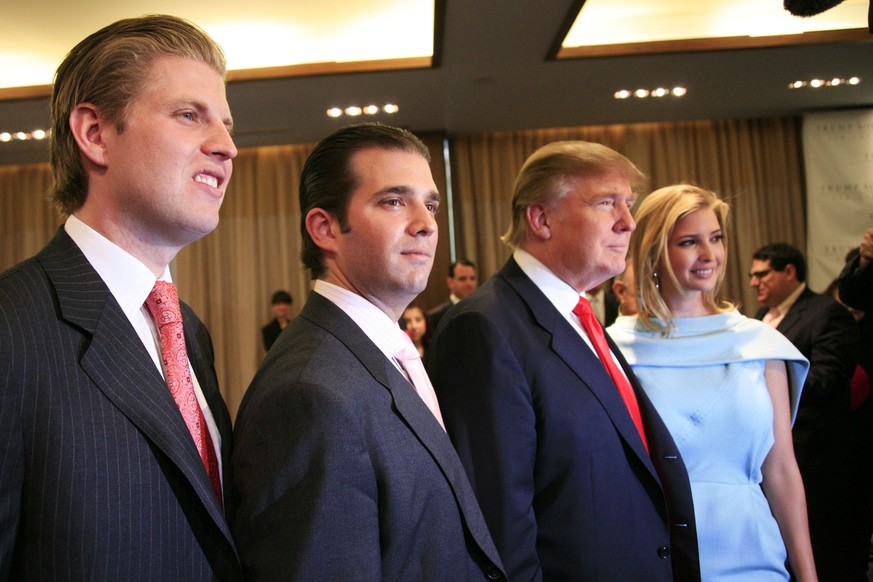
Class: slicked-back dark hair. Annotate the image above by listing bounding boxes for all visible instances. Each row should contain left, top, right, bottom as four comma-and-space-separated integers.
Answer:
299, 122, 430, 279
449, 259, 476, 278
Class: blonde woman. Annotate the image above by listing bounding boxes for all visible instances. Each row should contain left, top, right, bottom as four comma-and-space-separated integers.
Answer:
607, 184, 817, 581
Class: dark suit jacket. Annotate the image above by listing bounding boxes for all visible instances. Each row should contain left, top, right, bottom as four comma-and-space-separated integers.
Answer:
755, 287, 859, 467
838, 253, 872, 312
0, 228, 240, 581
231, 291, 506, 581
426, 299, 452, 334
426, 258, 700, 582
260, 318, 282, 350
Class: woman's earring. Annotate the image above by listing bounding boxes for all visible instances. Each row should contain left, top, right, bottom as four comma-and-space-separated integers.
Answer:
653, 272, 661, 290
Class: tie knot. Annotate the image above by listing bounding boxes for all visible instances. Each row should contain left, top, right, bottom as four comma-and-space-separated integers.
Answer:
572, 296, 594, 319
145, 281, 182, 327
394, 332, 420, 361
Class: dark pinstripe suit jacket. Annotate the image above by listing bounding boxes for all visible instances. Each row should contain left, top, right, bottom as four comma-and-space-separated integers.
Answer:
0, 228, 241, 581
231, 292, 506, 581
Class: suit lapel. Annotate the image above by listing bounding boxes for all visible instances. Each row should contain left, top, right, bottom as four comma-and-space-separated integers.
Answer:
500, 258, 658, 477
776, 288, 810, 339
39, 229, 231, 537
301, 293, 502, 564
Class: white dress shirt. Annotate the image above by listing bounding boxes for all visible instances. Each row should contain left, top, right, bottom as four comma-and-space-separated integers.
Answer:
513, 248, 629, 377
65, 215, 223, 479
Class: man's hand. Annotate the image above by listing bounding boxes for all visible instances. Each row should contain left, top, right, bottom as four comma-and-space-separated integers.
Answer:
859, 227, 873, 268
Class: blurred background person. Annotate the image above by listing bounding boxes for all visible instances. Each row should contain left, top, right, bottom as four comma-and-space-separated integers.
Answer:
261, 289, 293, 350
750, 242, 860, 581
838, 226, 873, 313
608, 184, 816, 581
824, 247, 873, 580
611, 260, 638, 317
426, 259, 478, 333
402, 304, 429, 357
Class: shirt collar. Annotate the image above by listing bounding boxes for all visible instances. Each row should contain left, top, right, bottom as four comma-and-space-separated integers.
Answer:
775, 282, 806, 317
513, 248, 584, 315
65, 214, 170, 319
313, 279, 406, 363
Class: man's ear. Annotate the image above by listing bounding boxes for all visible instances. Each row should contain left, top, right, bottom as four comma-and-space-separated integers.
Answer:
612, 279, 625, 297
69, 103, 110, 168
525, 204, 551, 241
784, 263, 798, 281
305, 208, 340, 253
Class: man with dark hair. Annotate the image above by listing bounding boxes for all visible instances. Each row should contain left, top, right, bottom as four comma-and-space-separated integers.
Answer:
231, 123, 505, 581
427, 141, 700, 581
751, 242, 862, 580
0, 15, 240, 581
261, 289, 293, 350
427, 259, 478, 332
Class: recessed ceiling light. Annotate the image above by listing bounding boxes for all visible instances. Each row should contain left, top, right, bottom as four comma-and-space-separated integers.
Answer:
0, 128, 49, 143
614, 86, 686, 100
326, 103, 400, 119
788, 76, 862, 89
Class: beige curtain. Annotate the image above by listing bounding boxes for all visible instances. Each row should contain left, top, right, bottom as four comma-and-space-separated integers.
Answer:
175, 143, 316, 418
0, 164, 62, 269
450, 117, 805, 317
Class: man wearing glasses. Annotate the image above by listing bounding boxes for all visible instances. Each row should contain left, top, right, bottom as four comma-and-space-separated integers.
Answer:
750, 242, 863, 581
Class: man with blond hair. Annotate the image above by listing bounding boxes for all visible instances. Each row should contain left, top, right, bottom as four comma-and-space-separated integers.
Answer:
0, 15, 240, 580
427, 141, 700, 581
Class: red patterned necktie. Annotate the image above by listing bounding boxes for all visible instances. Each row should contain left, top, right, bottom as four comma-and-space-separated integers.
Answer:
395, 333, 446, 431
145, 281, 223, 507
573, 296, 649, 453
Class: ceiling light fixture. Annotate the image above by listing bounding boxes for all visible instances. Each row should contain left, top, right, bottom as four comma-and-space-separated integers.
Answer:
614, 86, 687, 100
788, 76, 861, 89
326, 103, 400, 119
0, 128, 49, 143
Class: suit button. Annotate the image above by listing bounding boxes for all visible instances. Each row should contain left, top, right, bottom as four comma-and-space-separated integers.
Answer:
484, 565, 504, 580
657, 546, 671, 559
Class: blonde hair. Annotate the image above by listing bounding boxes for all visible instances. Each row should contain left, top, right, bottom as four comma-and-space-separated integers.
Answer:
501, 141, 647, 248
50, 15, 227, 215
630, 184, 734, 333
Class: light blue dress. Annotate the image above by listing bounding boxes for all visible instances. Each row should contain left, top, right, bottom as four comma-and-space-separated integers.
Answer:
607, 311, 809, 581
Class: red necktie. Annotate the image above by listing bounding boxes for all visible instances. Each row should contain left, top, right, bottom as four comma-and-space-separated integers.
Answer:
573, 296, 649, 453
145, 281, 223, 507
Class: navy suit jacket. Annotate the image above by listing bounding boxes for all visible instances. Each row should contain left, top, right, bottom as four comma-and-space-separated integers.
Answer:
426, 299, 453, 336
426, 258, 701, 582
0, 228, 240, 581
755, 287, 859, 467
231, 291, 506, 581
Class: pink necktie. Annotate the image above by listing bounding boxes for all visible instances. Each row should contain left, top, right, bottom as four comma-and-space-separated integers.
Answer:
145, 281, 223, 507
395, 334, 446, 431
573, 296, 649, 453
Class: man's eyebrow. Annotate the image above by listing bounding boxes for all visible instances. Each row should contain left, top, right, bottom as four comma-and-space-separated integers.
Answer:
373, 186, 441, 200
171, 98, 234, 132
